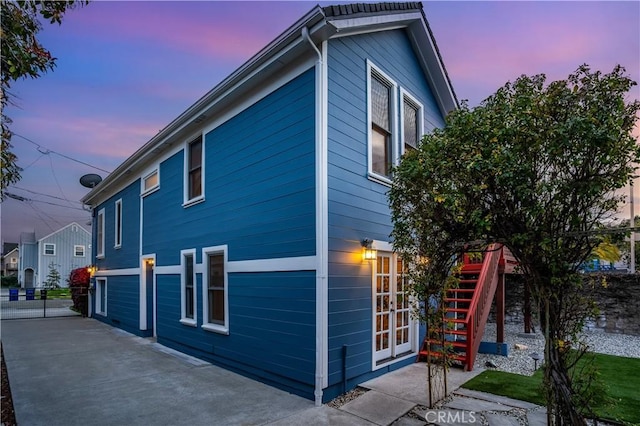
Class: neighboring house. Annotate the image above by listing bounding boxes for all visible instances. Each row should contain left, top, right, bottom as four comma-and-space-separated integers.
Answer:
81, 2, 457, 404
1, 244, 19, 277
18, 232, 37, 288
18, 223, 92, 288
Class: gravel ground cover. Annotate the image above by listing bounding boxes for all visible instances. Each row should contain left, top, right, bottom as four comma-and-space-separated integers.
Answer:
474, 323, 640, 375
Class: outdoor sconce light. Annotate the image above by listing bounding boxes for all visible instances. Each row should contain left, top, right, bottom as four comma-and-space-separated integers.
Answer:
361, 239, 377, 261
530, 352, 541, 370
146, 258, 155, 266
87, 265, 97, 277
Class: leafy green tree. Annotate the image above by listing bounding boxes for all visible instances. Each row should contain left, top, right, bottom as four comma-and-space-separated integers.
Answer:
390, 65, 639, 424
1, 0, 88, 198
43, 261, 61, 289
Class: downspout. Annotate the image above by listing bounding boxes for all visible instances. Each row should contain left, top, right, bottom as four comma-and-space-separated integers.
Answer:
303, 26, 327, 407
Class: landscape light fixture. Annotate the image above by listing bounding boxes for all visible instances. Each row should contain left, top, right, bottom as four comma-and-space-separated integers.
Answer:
530, 352, 541, 370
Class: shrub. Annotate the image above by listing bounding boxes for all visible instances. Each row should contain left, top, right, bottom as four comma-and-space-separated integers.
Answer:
1, 276, 19, 287
68, 267, 90, 315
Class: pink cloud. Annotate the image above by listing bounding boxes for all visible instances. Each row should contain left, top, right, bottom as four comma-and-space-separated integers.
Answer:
67, 2, 308, 62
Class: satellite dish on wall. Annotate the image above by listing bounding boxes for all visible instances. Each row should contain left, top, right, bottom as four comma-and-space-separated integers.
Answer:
80, 174, 102, 188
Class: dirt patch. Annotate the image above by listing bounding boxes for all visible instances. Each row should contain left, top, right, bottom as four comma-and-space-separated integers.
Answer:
1, 343, 17, 426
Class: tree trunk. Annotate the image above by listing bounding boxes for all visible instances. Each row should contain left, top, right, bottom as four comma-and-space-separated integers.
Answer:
543, 299, 587, 425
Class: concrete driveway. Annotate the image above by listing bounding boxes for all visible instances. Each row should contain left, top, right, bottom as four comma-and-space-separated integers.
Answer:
1, 317, 316, 426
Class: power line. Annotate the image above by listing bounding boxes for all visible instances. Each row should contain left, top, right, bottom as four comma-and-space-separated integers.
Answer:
13, 132, 112, 174
5, 192, 87, 211
10, 186, 84, 205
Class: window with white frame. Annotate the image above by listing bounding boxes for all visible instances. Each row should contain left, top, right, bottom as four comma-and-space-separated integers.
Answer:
202, 245, 228, 334
114, 199, 123, 248
74, 245, 85, 257
142, 169, 159, 195
96, 278, 107, 315
401, 91, 423, 154
43, 243, 55, 256
97, 209, 105, 258
185, 135, 203, 203
180, 249, 197, 326
368, 63, 397, 181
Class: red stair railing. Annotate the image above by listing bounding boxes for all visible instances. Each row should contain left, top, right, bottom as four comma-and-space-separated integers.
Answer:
463, 243, 502, 370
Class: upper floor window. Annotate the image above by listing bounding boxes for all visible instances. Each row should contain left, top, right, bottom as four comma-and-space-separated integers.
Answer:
114, 199, 123, 248
43, 243, 55, 256
74, 245, 85, 257
185, 135, 203, 204
97, 208, 105, 258
202, 245, 228, 334
401, 90, 423, 154
368, 62, 397, 183
142, 169, 159, 196
180, 249, 197, 326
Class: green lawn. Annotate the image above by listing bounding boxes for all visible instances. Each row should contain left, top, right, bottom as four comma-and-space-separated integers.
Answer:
462, 352, 640, 425
38, 289, 71, 299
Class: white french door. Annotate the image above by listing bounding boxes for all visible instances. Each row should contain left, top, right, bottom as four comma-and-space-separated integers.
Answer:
373, 253, 412, 363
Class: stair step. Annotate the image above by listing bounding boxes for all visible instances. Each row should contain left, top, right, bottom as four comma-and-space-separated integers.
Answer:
426, 339, 466, 348
444, 298, 472, 303
418, 350, 467, 362
447, 288, 475, 293
445, 308, 469, 313
444, 318, 467, 324
446, 329, 468, 336
458, 279, 478, 284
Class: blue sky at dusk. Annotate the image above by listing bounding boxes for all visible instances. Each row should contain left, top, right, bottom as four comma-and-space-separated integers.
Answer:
2, 0, 639, 244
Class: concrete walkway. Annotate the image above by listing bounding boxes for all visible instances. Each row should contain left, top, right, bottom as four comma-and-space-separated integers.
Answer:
1, 317, 544, 425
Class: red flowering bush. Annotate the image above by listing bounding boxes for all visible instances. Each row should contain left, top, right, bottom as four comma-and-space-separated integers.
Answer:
68, 267, 90, 315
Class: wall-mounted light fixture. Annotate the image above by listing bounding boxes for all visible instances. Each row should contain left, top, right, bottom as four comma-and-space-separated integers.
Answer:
146, 258, 155, 266
361, 239, 377, 261
87, 265, 97, 277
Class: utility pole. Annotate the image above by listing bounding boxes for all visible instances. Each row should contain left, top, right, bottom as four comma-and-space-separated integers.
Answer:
631, 180, 636, 274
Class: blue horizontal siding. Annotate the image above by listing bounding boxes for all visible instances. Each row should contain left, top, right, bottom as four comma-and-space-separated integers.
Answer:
95, 180, 141, 270
326, 29, 446, 393
93, 275, 141, 336
155, 271, 316, 399
142, 69, 316, 265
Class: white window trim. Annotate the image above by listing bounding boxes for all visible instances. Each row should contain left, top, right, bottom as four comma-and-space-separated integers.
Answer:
114, 199, 123, 249
202, 245, 229, 334
183, 133, 205, 207
43, 243, 56, 256
74, 245, 86, 257
96, 208, 105, 259
180, 249, 197, 327
366, 60, 398, 186
399, 88, 424, 155
141, 168, 160, 197
96, 278, 107, 315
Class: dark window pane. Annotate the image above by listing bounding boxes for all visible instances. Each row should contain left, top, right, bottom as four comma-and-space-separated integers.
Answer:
189, 138, 202, 170
403, 100, 418, 151
185, 255, 194, 319
189, 168, 202, 199
371, 75, 390, 131
188, 137, 202, 199
372, 127, 391, 177
208, 254, 225, 324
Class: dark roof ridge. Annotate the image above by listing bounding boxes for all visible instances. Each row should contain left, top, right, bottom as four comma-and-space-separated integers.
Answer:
322, 2, 423, 18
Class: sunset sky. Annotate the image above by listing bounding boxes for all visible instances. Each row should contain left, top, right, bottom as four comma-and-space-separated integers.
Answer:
2, 0, 639, 245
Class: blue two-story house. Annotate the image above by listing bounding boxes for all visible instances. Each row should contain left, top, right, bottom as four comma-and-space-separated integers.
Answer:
81, 2, 457, 404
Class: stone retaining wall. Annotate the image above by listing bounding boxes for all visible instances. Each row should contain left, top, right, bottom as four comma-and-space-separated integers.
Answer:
490, 274, 640, 336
